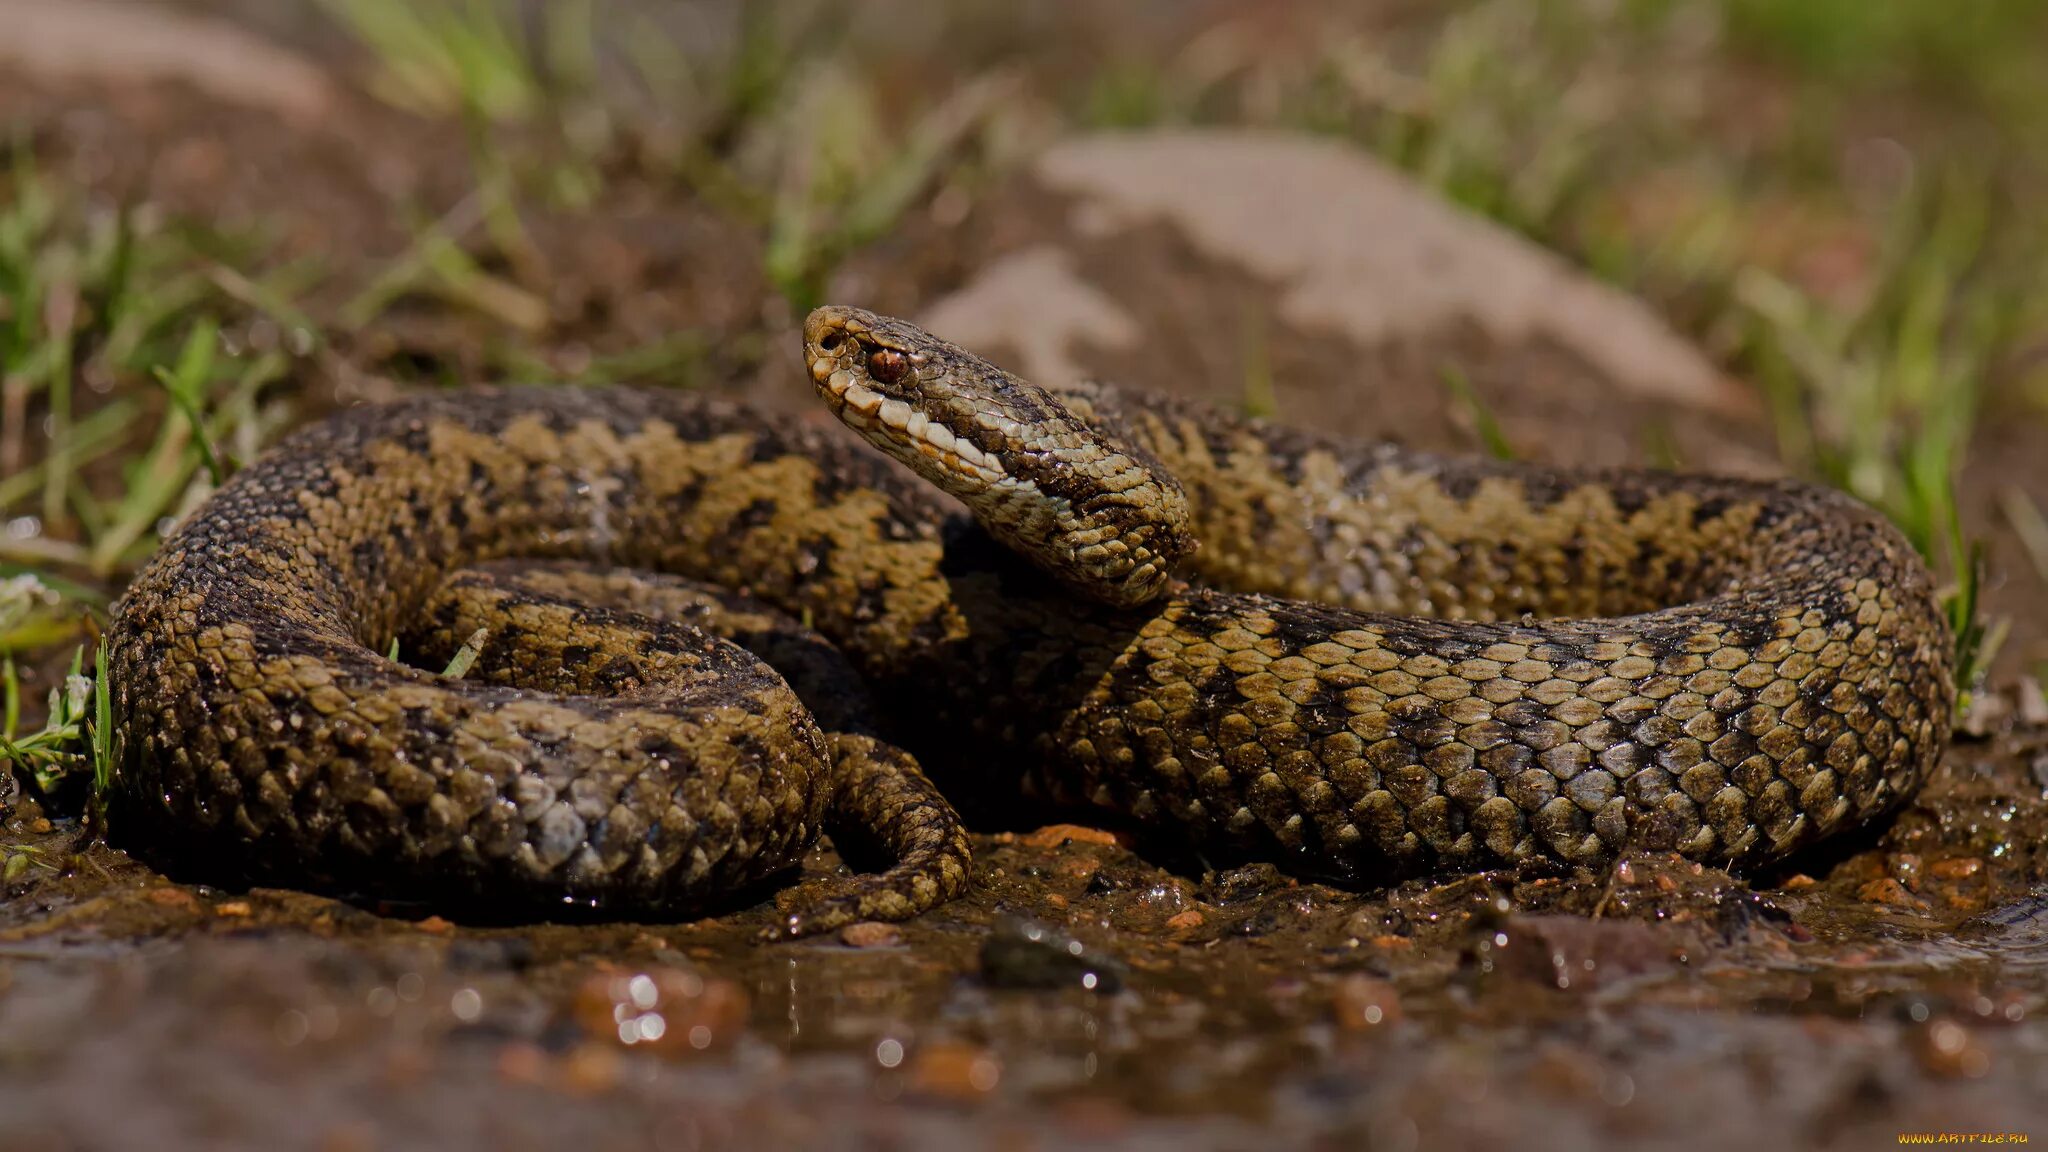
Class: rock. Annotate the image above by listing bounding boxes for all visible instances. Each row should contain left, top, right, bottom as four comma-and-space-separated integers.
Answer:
1475, 914, 1699, 991
0, 0, 334, 123
907, 1041, 1003, 1100
1020, 823, 1124, 848
1199, 863, 1291, 905
494, 1041, 549, 1087
979, 916, 1127, 994
1036, 132, 1743, 412
839, 921, 903, 949
1931, 857, 1984, 881
559, 1043, 621, 1096
571, 967, 749, 1057
1857, 878, 1929, 911
1913, 1018, 1991, 1079
918, 249, 1139, 388
2020, 677, 2048, 727
1332, 975, 1403, 1030
447, 937, 536, 972
916, 129, 1772, 475
1958, 890, 2048, 947
145, 886, 201, 912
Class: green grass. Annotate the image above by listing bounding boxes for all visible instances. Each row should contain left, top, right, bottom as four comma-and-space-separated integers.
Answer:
439, 628, 489, 679
325, 0, 1005, 319
0, 645, 93, 793
316, 0, 545, 124
2002, 488, 2048, 587
1710, 0, 2048, 116
1726, 174, 2026, 700
0, 154, 305, 583
0, 150, 308, 799
1238, 308, 1277, 420
1276, 0, 2042, 703
1438, 368, 1517, 461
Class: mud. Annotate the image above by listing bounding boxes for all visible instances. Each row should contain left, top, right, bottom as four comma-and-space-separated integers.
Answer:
4, 3, 2048, 1149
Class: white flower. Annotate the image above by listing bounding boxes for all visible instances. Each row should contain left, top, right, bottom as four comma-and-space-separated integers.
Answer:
0, 574, 54, 635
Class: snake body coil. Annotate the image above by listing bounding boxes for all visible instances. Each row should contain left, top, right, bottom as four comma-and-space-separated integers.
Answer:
107, 307, 1953, 929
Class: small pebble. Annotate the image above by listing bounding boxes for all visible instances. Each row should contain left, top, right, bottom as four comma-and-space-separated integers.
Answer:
414, 915, 455, 935
1333, 975, 1403, 1030
318, 1123, 375, 1152
1340, 910, 1380, 941
572, 967, 749, 1056
839, 921, 901, 948
1200, 863, 1290, 904
382, 1041, 431, 1087
215, 900, 252, 918
1857, 878, 1928, 910
1914, 1017, 1991, 1079
1021, 824, 1121, 848
1931, 857, 1983, 880
1054, 1097, 1134, 1140
1483, 914, 1691, 990
495, 1042, 549, 1086
1165, 909, 1205, 932
561, 1043, 621, 1095
2017, 676, 2047, 726
145, 886, 200, 911
980, 916, 1126, 993
1060, 855, 1103, 882
908, 1041, 1002, 1099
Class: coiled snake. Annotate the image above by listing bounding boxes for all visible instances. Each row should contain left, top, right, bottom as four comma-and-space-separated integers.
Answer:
106, 307, 1954, 934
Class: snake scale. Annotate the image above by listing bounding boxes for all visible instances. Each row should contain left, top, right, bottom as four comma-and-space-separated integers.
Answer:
106, 307, 1954, 934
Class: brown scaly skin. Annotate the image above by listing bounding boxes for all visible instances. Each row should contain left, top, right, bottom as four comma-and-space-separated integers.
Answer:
107, 308, 1954, 931
107, 388, 974, 935
806, 308, 1954, 879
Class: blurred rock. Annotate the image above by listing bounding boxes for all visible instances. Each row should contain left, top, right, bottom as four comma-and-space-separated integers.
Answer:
918, 129, 1774, 476
907, 1041, 1003, 1100
839, 921, 903, 949
979, 916, 1126, 994
1332, 975, 1403, 1030
0, 0, 334, 123
1476, 914, 1700, 991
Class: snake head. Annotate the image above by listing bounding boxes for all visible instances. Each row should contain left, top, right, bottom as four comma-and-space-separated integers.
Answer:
805, 305, 1194, 608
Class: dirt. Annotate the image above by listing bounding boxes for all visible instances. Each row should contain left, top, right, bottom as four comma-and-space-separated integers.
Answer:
5, 4, 2048, 1150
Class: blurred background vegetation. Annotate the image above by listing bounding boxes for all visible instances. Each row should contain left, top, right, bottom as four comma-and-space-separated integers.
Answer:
4, 0, 2047, 802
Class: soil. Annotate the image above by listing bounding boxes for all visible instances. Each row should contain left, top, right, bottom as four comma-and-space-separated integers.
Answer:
4, 4, 2047, 1150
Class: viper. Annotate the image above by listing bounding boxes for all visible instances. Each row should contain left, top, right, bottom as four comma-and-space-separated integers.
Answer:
105, 307, 1954, 934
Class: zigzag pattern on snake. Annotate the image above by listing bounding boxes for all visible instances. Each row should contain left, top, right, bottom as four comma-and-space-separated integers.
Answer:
105, 306, 1954, 933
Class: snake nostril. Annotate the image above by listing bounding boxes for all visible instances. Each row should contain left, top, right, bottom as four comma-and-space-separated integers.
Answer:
819, 332, 844, 352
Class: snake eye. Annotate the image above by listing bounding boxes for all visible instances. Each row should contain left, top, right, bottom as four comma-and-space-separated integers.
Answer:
867, 347, 909, 384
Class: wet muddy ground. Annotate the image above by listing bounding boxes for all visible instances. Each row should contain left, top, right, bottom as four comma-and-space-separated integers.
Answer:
4, 3, 2048, 1149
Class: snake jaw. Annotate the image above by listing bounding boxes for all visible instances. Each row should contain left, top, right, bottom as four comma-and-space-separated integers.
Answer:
804, 306, 1196, 608
806, 307, 1010, 486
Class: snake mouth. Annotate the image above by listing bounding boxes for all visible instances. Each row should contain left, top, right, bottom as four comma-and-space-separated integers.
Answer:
804, 306, 1008, 485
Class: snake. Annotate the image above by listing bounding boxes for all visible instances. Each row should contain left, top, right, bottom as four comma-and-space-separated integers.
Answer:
105, 306, 1955, 934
